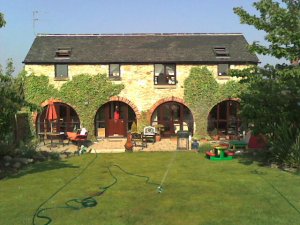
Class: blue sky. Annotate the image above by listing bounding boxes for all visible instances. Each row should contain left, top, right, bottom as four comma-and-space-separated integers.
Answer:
0, 0, 284, 74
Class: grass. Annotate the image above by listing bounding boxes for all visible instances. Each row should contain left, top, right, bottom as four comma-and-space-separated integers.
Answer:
1, 152, 300, 225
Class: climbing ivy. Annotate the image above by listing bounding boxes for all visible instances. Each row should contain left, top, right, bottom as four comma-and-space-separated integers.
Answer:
184, 66, 245, 137
24, 74, 58, 107
24, 67, 245, 139
24, 73, 124, 139
59, 74, 124, 137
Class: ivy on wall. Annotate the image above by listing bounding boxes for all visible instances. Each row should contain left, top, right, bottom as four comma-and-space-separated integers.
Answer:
59, 74, 124, 137
24, 73, 124, 139
24, 67, 245, 139
24, 74, 58, 106
184, 67, 245, 137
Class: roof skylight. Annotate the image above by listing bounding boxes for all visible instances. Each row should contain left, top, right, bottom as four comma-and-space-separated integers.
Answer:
55, 48, 71, 58
213, 47, 229, 57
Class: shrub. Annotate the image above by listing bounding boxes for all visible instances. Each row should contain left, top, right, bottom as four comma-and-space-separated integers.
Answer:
198, 143, 213, 153
49, 152, 60, 161
0, 144, 15, 157
17, 139, 39, 158
270, 122, 300, 168
131, 121, 137, 133
288, 133, 300, 168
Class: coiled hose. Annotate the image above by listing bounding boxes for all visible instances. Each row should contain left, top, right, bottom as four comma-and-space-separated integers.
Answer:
32, 154, 159, 225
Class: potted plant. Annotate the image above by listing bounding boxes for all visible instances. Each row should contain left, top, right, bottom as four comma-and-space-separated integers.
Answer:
131, 121, 138, 133
154, 124, 164, 142
210, 128, 219, 141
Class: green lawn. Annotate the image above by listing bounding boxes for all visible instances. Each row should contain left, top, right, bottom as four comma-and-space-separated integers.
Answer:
1, 152, 300, 225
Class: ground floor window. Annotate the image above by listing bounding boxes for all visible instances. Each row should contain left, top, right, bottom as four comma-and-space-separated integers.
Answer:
207, 100, 241, 136
151, 101, 193, 137
37, 102, 80, 133
95, 101, 136, 138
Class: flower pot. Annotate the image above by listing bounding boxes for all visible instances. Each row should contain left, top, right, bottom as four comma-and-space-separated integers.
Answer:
124, 133, 133, 152
155, 134, 161, 142
213, 135, 219, 141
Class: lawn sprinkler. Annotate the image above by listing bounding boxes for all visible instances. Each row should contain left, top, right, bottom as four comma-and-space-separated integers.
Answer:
157, 186, 163, 193
79, 145, 87, 155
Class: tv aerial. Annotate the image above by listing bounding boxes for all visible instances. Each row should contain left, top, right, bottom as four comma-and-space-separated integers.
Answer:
33, 11, 39, 36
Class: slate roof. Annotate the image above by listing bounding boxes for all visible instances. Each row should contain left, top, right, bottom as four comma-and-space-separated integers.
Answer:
23, 33, 259, 64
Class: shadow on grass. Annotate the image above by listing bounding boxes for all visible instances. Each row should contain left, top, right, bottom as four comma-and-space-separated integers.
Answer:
6, 160, 79, 180
237, 149, 272, 167
239, 150, 300, 177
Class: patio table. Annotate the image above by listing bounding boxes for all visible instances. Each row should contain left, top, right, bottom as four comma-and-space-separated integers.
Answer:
214, 146, 227, 158
207, 145, 233, 161
46, 132, 65, 150
229, 140, 247, 150
38, 132, 46, 145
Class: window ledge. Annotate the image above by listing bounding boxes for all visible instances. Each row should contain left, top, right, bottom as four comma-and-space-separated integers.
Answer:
154, 85, 177, 89
109, 77, 121, 81
217, 76, 230, 80
54, 77, 69, 81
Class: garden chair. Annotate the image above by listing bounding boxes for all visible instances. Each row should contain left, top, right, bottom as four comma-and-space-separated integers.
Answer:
131, 132, 147, 149
67, 129, 88, 149
143, 126, 156, 144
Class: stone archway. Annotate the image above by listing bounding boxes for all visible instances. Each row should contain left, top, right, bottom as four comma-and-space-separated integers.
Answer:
109, 96, 141, 119
207, 98, 241, 136
36, 99, 80, 133
149, 97, 194, 137
95, 96, 140, 138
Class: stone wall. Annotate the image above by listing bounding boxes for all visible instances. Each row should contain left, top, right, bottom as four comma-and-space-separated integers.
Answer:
25, 63, 247, 111
25, 63, 249, 136
25, 64, 108, 89
114, 64, 247, 111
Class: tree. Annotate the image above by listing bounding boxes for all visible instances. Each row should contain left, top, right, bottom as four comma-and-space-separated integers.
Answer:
234, 0, 300, 63
0, 59, 25, 144
231, 65, 300, 136
0, 12, 6, 28
233, 0, 300, 167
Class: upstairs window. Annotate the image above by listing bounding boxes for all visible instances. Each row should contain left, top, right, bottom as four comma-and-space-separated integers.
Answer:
109, 64, 121, 80
55, 48, 71, 58
55, 64, 68, 79
213, 47, 229, 57
218, 64, 229, 76
154, 64, 176, 85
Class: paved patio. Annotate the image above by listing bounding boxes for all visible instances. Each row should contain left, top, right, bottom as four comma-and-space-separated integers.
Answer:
37, 137, 180, 154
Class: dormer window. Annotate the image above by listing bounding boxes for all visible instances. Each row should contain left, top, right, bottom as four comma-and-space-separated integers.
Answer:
213, 47, 229, 57
55, 48, 71, 58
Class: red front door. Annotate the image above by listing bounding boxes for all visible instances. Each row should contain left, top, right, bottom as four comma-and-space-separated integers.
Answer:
95, 101, 136, 138
107, 119, 126, 136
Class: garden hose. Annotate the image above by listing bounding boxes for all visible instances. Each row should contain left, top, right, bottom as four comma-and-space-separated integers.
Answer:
32, 153, 160, 225
32, 151, 99, 225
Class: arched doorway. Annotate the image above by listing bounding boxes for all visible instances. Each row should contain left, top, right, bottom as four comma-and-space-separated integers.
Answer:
37, 102, 80, 133
151, 101, 194, 137
95, 101, 136, 138
207, 100, 241, 136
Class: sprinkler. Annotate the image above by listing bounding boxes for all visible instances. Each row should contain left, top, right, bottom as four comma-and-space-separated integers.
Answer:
157, 150, 178, 194
157, 186, 163, 193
